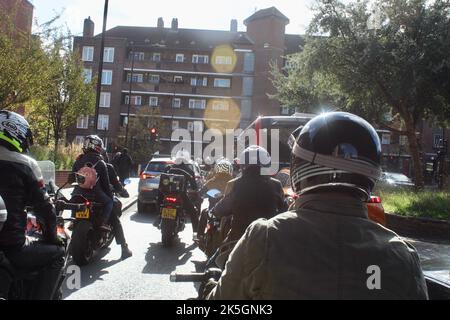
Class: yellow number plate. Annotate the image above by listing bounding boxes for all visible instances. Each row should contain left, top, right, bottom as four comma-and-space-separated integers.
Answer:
75, 208, 90, 219
161, 208, 177, 220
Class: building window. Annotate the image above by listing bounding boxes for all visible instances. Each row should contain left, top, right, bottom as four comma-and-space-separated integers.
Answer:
175, 54, 184, 63
152, 53, 161, 62
215, 56, 232, 65
130, 52, 145, 61
381, 133, 391, 145
189, 99, 206, 109
83, 68, 92, 83
213, 78, 231, 88
433, 134, 443, 148
190, 77, 208, 87
104, 47, 115, 63
149, 97, 158, 107
82, 46, 94, 61
74, 135, 85, 145
172, 98, 181, 108
102, 70, 113, 85
212, 100, 229, 111
399, 135, 408, 146
76, 116, 89, 129
98, 115, 109, 130
281, 106, 290, 115
125, 95, 142, 106
149, 74, 160, 84
174, 75, 183, 83
241, 99, 252, 120
172, 120, 179, 130
100, 92, 111, 108
192, 55, 209, 64
242, 77, 253, 96
243, 52, 255, 73
127, 73, 143, 83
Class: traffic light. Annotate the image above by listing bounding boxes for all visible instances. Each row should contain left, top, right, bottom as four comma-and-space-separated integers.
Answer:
149, 127, 159, 141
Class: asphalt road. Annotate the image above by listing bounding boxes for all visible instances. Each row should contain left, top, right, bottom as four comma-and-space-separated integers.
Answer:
61, 199, 450, 299
62, 203, 205, 300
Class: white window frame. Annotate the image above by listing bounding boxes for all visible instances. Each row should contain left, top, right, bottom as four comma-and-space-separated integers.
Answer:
174, 75, 183, 83
99, 92, 111, 108
192, 54, 209, 64
215, 55, 232, 65
212, 100, 229, 111
191, 77, 208, 87
97, 114, 109, 130
172, 98, 181, 108
381, 133, 391, 145
101, 70, 113, 85
281, 106, 290, 115
130, 52, 145, 61
213, 78, 231, 88
175, 54, 184, 63
189, 99, 206, 109
83, 68, 92, 83
127, 73, 143, 83
149, 74, 160, 84
77, 116, 89, 129
125, 95, 142, 106
149, 97, 158, 107
104, 47, 115, 63
152, 53, 161, 62
82, 46, 94, 61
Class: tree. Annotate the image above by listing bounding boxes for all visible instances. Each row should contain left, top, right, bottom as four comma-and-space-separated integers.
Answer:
272, 0, 450, 187
29, 39, 95, 159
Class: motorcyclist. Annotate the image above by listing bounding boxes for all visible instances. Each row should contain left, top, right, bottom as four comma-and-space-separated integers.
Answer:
0, 110, 64, 300
72, 135, 113, 231
207, 112, 428, 299
160, 150, 200, 240
213, 145, 287, 244
197, 159, 234, 243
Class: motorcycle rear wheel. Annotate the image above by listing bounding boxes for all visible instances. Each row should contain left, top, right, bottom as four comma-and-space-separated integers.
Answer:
71, 220, 94, 266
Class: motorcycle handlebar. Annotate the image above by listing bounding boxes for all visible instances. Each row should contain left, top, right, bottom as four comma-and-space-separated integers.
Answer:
55, 200, 87, 211
170, 268, 222, 283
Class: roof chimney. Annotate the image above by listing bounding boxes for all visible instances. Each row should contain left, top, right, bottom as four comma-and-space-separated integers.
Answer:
230, 19, 238, 32
157, 17, 164, 28
171, 18, 178, 30
83, 16, 94, 37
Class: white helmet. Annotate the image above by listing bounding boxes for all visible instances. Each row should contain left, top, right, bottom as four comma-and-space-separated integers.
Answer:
0, 110, 34, 153
239, 145, 271, 168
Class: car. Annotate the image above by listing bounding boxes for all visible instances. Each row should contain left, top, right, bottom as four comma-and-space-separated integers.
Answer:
138, 157, 174, 213
379, 172, 414, 189
137, 156, 205, 213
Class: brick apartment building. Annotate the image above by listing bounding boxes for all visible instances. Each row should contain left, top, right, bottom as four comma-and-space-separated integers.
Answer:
0, 0, 33, 39
68, 7, 302, 154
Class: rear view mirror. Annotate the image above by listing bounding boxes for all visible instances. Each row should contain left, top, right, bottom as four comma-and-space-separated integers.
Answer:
207, 189, 223, 199
124, 178, 131, 186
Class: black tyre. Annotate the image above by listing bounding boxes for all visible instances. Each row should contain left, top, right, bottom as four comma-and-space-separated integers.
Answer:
161, 218, 175, 247
102, 227, 115, 249
71, 220, 94, 266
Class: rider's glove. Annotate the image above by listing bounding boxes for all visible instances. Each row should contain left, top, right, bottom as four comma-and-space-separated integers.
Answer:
119, 189, 130, 198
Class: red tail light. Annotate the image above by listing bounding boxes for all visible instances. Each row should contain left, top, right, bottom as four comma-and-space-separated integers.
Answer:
369, 196, 381, 204
165, 196, 178, 203
140, 173, 154, 180
85, 201, 91, 206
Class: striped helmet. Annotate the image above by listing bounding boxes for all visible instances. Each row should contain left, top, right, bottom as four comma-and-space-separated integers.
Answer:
0, 110, 34, 153
290, 112, 381, 200
214, 159, 233, 176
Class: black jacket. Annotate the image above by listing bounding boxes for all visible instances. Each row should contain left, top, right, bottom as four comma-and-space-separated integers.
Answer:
0, 146, 57, 249
72, 151, 112, 198
214, 167, 287, 241
167, 163, 198, 190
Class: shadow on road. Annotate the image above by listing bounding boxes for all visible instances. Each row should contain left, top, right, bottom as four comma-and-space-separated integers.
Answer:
62, 248, 122, 299
142, 241, 196, 274
130, 212, 158, 224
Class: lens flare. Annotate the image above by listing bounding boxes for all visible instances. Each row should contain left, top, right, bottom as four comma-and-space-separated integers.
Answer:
211, 45, 237, 73
203, 99, 241, 133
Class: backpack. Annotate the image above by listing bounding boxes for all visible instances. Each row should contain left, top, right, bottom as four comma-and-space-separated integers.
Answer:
76, 161, 100, 189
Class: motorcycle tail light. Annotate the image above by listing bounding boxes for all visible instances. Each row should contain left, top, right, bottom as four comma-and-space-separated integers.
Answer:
165, 196, 178, 203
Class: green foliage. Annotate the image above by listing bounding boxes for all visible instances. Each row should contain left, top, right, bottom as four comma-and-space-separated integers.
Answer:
272, 0, 450, 187
30, 143, 83, 170
378, 189, 450, 220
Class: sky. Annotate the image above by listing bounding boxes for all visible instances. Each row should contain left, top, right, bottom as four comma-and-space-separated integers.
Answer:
29, 0, 317, 36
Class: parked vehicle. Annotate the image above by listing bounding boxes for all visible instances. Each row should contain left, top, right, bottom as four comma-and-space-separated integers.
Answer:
379, 172, 414, 189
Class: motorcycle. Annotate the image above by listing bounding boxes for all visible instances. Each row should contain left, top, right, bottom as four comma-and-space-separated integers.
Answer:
158, 173, 187, 247
67, 173, 129, 266
198, 189, 223, 257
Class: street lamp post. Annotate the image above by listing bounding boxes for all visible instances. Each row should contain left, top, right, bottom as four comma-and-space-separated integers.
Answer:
94, 0, 109, 133
125, 41, 135, 147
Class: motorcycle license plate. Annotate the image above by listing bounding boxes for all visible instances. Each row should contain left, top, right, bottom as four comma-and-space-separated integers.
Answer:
75, 208, 90, 219
161, 208, 177, 220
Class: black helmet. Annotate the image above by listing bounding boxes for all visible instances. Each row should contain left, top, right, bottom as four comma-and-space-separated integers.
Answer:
290, 112, 381, 200
83, 135, 104, 154
0, 110, 34, 153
